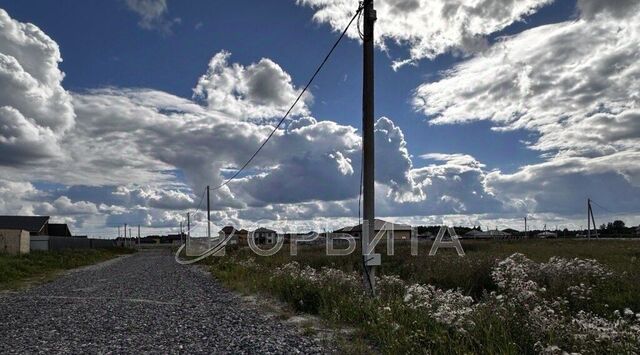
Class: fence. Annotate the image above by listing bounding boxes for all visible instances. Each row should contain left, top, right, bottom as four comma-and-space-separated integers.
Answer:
30, 236, 116, 252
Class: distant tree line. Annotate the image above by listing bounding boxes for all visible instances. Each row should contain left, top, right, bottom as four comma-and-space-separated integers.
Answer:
415, 220, 639, 238
598, 220, 637, 236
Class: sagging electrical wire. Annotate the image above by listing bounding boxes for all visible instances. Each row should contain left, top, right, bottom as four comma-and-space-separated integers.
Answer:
590, 199, 613, 214
184, 188, 207, 234
181, 2, 365, 249
357, 1, 365, 40
206, 3, 364, 193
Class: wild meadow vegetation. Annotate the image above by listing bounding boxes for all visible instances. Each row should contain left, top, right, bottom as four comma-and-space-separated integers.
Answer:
206, 240, 640, 354
0, 248, 133, 289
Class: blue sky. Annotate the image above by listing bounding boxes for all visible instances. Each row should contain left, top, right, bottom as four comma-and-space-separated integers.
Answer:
0, 0, 638, 235
0, 0, 563, 169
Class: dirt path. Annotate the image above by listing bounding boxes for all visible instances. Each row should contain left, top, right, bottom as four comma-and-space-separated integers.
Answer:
0, 249, 329, 354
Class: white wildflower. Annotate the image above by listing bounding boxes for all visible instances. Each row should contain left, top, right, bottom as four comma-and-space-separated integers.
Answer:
404, 283, 475, 330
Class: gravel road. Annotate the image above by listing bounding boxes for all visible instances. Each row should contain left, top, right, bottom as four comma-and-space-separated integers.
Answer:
0, 249, 330, 354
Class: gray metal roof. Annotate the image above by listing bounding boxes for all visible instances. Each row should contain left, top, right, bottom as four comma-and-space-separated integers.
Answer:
0, 215, 49, 233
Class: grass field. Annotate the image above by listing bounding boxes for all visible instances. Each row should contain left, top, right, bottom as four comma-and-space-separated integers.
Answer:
0, 248, 134, 290
206, 240, 640, 354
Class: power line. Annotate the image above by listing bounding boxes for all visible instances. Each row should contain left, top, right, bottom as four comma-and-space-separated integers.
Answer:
193, 188, 206, 214
183, 187, 207, 234
590, 199, 613, 214
357, 1, 365, 40
206, 3, 364, 193
180, 3, 364, 240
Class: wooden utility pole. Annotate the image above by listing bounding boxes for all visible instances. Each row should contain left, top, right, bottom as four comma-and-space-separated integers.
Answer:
207, 185, 211, 239
362, 0, 377, 297
124, 224, 127, 247
587, 199, 590, 239
187, 212, 190, 245
524, 216, 527, 239
587, 198, 597, 239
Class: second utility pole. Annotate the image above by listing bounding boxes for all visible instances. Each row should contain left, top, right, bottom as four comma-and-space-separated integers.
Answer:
207, 185, 211, 240
362, 0, 377, 297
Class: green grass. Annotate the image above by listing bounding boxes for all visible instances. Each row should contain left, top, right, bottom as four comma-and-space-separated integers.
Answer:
0, 247, 134, 290
205, 240, 640, 354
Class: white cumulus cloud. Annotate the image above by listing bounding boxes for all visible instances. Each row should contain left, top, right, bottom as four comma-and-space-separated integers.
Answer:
0, 9, 75, 164
124, 0, 179, 33
413, 2, 640, 215
194, 51, 312, 121
297, 0, 553, 68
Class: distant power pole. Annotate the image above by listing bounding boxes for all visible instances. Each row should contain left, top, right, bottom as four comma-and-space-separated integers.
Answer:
207, 185, 211, 240
362, 0, 377, 297
124, 223, 127, 247
129, 228, 132, 247
524, 216, 527, 239
187, 212, 190, 245
137, 225, 140, 247
587, 198, 597, 239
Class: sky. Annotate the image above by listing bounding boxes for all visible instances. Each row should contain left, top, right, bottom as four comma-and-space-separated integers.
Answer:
0, 0, 638, 237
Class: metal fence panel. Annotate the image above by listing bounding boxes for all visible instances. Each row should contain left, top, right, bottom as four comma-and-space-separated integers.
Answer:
49, 236, 91, 250
30, 236, 50, 251
89, 239, 116, 249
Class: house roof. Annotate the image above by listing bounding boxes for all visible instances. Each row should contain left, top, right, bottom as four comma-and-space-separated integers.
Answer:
254, 227, 276, 233
48, 223, 72, 237
0, 215, 49, 233
220, 226, 237, 234
338, 219, 412, 232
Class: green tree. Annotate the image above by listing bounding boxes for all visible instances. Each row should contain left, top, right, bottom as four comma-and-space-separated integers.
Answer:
612, 220, 626, 230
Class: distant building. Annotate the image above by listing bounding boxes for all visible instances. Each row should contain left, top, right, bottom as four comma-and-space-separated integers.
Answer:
48, 224, 72, 237
335, 219, 413, 240
463, 229, 512, 240
218, 226, 239, 245
237, 229, 249, 244
536, 231, 558, 239
0, 216, 73, 237
253, 227, 277, 244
